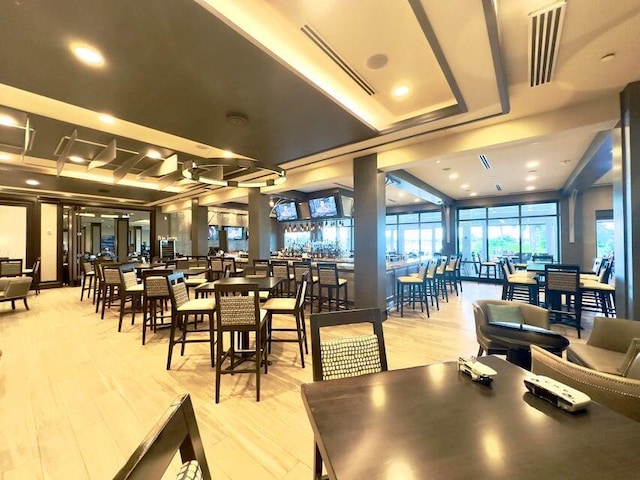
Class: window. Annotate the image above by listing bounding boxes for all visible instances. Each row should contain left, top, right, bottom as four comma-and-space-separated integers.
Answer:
596, 210, 614, 258
385, 210, 442, 258
458, 202, 559, 265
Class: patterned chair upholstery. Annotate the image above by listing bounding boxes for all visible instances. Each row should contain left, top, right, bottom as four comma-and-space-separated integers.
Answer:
80, 261, 95, 301
310, 308, 387, 478
141, 269, 173, 345
166, 273, 215, 371
545, 264, 582, 338
113, 394, 211, 480
118, 264, 144, 332
214, 283, 268, 403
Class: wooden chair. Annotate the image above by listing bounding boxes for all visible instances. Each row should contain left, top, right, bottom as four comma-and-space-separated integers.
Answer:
80, 261, 95, 301
166, 273, 216, 370
141, 269, 173, 345
310, 308, 387, 479
262, 273, 308, 367
24, 258, 40, 295
208, 257, 224, 281
293, 260, 317, 308
545, 264, 582, 338
472, 252, 497, 281
113, 393, 212, 480
396, 263, 429, 318
214, 283, 269, 402
99, 263, 122, 319
269, 259, 294, 297
315, 263, 348, 312
118, 264, 144, 332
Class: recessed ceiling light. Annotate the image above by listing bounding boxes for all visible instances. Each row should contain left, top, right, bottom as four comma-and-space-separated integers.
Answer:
561, 160, 571, 166
72, 44, 105, 66
526, 161, 539, 168
146, 150, 162, 159
526, 175, 537, 182
601, 53, 615, 62
0, 114, 17, 126
460, 183, 469, 189
526, 185, 536, 191
98, 114, 115, 124
392, 85, 410, 98
435, 160, 441, 164
398, 191, 405, 197
26, 179, 40, 186
223, 150, 234, 158
0, 153, 12, 161
69, 155, 85, 163
470, 192, 477, 197
413, 198, 420, 202
448, 173, 459, 180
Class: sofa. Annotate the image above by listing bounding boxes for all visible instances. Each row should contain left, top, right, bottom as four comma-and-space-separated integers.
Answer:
567, 316, 640, 375
473, 299, 550, 357
0, 276, 33, 310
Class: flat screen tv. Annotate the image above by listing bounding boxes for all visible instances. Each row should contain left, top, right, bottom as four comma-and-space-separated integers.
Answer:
225, 226, 244, 240
274, 201, 299, 221
208, 225, 219, 241
309, 196, 339, 218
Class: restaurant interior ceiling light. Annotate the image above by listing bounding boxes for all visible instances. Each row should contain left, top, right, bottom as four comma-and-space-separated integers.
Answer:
77, 212, 96, 217
181, 157, 286, 188
98, 114, 116, 124
26, 179, 40, 186
69, 155, 85, 163
101, 214, 119, 218
72, 44, 105, 66
0, 153, 12, 161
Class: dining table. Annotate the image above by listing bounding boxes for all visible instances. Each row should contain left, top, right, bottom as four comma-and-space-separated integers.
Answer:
194, 276, 285, 298
301, 356, 640, 480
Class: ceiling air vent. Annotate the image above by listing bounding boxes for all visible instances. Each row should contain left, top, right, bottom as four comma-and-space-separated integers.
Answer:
495, 184, 502, 191
528, 1, 566, 87
478, 154, 492, 170
301, 24, 375, 96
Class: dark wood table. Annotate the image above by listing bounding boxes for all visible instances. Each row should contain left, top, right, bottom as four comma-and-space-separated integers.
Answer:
480, 321, 569, 370
301, 356, 640, 480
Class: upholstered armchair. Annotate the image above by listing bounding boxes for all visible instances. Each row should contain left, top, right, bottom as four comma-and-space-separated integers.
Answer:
531, 344, 640, 422
473, 299, 550, 357
0, 276, 33, 310
567, 316, 640, 375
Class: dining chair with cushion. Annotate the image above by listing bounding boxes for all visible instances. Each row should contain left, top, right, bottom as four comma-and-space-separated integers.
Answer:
544, 264, 582, 338
262, 273, 308, 367
99, 263, 122, 319
531, 344, 640, 422
310, 308, 388, 479
141, 269, 173, 345
269, 259, 295, 297
118, 263, 145, 332
24, 258, 40, 295
396, 263, 429, 318
208, 257, 224, 281
500, 260, 540, 305
434, 257, 449, 303
80, 261, 95, 301
472, 252, 497, 281
113, 393, 212, 480
293, 260, 317, 307
473, 299, 550, 357
213, 283, 269, 402
424, 261, 440, 310
444, 255, 463, 295
316, 263, 348, 313
166, 273, 216, 371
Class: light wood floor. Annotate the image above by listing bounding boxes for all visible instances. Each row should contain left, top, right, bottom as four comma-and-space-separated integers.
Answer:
0, 282, 592, 480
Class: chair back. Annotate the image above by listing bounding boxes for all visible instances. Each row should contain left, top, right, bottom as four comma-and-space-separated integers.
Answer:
545, 264, 580, 294
209, 257, 224, 274
253, 258, 270, 268
214, 283, 261, 329
176, 259, 191, 270
4, 276, 32, 298
310, 308, 388, 382
222, 257, 237, 274
317, 263, 339, 287
142, 270, 172, 299
294, 273, 309, 310
591, 257, 603, 275
82, 261, 94, 275
103, 264, 122, 286
435, 257, 447, 275
293, 261, 312, 283
0, 258, 23, 277
426, 261, 437, 279
446, 256, 457, 270
270, 260, 290, 280
113, 394, 211, 480
119, 264, 138, 289
531, 344, 640, 422
167, 273, 190, 309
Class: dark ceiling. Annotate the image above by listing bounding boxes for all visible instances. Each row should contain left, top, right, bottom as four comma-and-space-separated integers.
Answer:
0, 0, 376, 172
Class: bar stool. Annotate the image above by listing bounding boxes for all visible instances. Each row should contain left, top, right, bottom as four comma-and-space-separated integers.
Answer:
293, 260, 317, 307
396, 264, 430, 318
270, 259, 294, 297
80, 261, 96, 301
141, 269, 173, 345
118, 264, 145, 332
316, 263, 348, 312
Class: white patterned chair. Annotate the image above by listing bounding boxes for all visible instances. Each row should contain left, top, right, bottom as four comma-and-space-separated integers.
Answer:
310, 308, 387, 479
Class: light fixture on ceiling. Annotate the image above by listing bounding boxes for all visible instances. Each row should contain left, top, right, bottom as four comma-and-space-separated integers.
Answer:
26, 179, 40, 186
146, 149, 162, 159
69, 155, 85, 164
392, 85, 410, 98
526, 185, 536, 191
526, 175, 537, 181
72, 44, 105, 67
526, 160, 539, 168
98, 114, 116, 124
0, 153, 12, 161
470, 192, 477, 197
448, 172, 459, 180
0, 114, 17, 126
182, 156, 286, 188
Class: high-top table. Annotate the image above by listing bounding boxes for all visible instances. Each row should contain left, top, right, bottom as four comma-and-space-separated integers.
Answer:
301, 356, 640, 480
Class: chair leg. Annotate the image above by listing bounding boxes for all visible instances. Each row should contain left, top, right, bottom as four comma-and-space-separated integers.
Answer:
23, 297, 29, 310
215, 329, 223, 403
296, 311, 305, 368
314, 443, 323, 480
208, 313, 215, 368
477, 345, 484, 357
